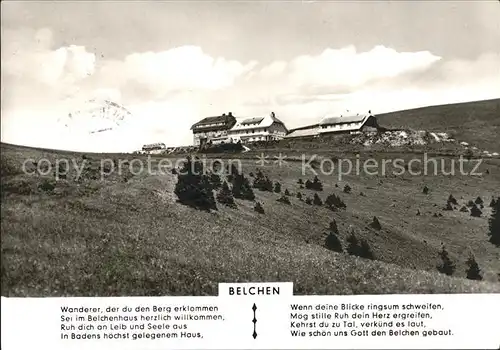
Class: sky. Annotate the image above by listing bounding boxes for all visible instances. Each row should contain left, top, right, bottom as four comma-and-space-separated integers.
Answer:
1, 0, 500, 152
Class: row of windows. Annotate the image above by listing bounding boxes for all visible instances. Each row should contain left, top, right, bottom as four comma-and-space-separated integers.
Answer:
321, 122, 361, 129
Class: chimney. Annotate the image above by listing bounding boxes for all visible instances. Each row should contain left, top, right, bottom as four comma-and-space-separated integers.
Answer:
222, 113, 226, 117
228, 112, 233, 117
271, 111, 275, 117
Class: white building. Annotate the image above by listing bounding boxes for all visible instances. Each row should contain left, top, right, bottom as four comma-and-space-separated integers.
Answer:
318, 113, 378, 135
227, 112, 288, 143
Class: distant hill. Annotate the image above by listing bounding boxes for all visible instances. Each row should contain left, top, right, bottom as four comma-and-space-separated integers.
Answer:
376, 98, 500, 152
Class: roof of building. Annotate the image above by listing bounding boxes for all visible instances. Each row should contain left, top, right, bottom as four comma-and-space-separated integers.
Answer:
319, 114, 368, 126
285, 127, 319, 138
229, 112, 287, 132
190, 113, 236, 130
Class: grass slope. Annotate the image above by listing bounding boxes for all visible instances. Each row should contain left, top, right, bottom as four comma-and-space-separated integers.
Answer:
1, 143, 499, 296
376, 98, 500, 152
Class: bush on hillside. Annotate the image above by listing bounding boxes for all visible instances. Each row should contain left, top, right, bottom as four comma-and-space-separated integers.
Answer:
305, 197, 312, 205
232, 173, 255, 201
346, 232, 374, 259
174, 157, 217, 211
470, 204, 482, 217
253, 174, 274, 192
217, 181, 237, 208
460, 206, 469, 213
422, 185, 429, 195
488, 197, 500, 246
443, 202, 454, 211
370, 216, 382, 230
296, 192, 303, 201
313, 193, 323, 206
297, 178, 304, 185
210, 172, 222, 189
274, 181, 282, 193
254, 201, 265, 214
305, 176, 323, 191
475, 196, 484, 205
343, 184, 352, 194
325, 193, 346, 211
325, 220, 342, 253
466, 200, 475, 207
437, 245, 456, 276
448, 194, 458, 206
38, 179, 56, 193
277, 195, 291, 205
465, 252, 483, 281
284, 189, 291, 196
489, 198, 497, 207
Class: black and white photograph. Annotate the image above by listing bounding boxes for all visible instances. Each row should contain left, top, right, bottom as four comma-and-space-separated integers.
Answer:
1, 0, 500, 298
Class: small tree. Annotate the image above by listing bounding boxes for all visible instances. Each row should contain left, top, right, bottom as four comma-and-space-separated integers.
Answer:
296, 192, 303, 201
346, 232, 360, 256
305, 197, 312, 205
465, 252, 483, 281
488, 197, 500, 246
210, 172, 222, 189
325, 220, 343, 253
284, 189, 291, 196
277, 195, 291, 205
448, 194, 458, 206
359, 239, 375, 260
217, 181, 237, 208
325, 193, 346, 211
460, 206, 469, 213
174, 157, 216, 211
274, 181, 282, 193
313, 193, 323, 206
437, 245, 456, 276
254, 202, 265, 214
232, 173, 255, 201
443, 202, 453, 211
370, 216, 382, 230
297, 178, 304, 185
489, 198, 497, 208
475, 196, 484, 205
422, 185, 429, 195
470, 204, 482, 217
343, 184, 352, 194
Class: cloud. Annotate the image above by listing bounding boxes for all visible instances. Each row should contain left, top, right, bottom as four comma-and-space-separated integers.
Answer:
99, 46, 258, 100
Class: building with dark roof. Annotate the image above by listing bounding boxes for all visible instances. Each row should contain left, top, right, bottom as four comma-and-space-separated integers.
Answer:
318, 113, 378, 135
190, 112, 237, 146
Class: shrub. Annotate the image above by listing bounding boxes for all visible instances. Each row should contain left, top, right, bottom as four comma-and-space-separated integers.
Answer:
470, 204, 482, 217
437, 245, 456, 276
422, 185, 429, 194
210, 172, 222, 189
296, 192, 303, 201
284, 189, 291, 196
274, 181, 282, 193
249, 172, 254, 177
475, 196, 483, 205
313, 193, 323, 206
171, 168, 178, 175
297, 178, 304, 185
489, 198, 497, 208
465, 252, 483, 281
277, 195, 291, 205
346, 232, 360, 256
253, 174, 273, 192
359, 192, 365, 197
174, 157, 216, 211
466, 200, 475, 207
370, 216, 382, 230
488, 197, 500, 246
447, 194, 458, 206
305, 197, 312, 205
325, 193, 346, 211
325, 220, 343, 253
232, 173, 255, 201
254, 202, 265, 214
343, 184, 352, 194
305, 176, 323, 191
38, 179, 56, 193
216, 181, 237, 208
443, 202, 453, 211
459, 206, 469, 213
359, 239, 375, 260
